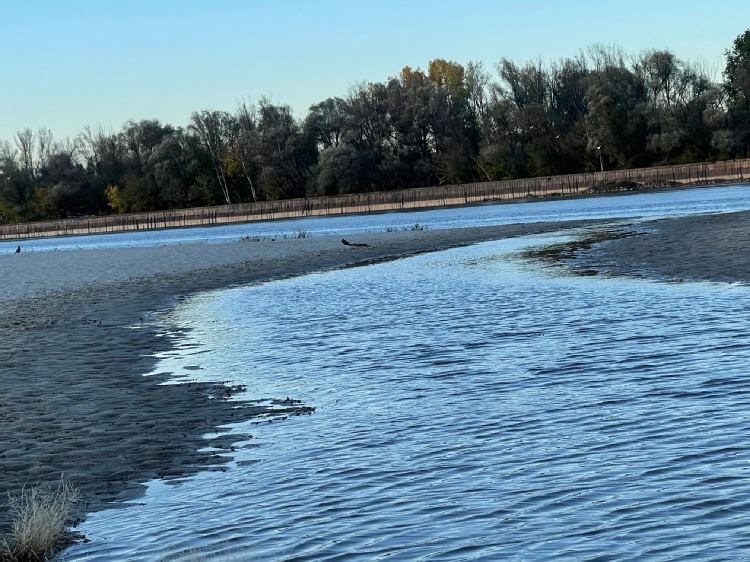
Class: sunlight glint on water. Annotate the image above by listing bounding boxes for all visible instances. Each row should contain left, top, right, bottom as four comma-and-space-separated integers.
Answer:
65, 233, 750, 560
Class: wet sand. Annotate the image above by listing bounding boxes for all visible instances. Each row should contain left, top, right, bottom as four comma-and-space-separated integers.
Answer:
1, 211, 746, 535
572, 210, 750, 283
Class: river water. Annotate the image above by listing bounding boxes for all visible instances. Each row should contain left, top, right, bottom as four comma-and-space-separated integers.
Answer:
63, 185, 750, 561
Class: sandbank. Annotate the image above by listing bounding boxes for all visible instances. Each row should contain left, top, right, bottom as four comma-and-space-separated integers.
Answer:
571, 210, 750, 283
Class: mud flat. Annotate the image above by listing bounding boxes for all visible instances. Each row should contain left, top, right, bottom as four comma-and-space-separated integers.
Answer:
570, 210, 750, 283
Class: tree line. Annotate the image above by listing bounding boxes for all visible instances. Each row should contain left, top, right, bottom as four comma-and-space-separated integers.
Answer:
1, 30, 749, 223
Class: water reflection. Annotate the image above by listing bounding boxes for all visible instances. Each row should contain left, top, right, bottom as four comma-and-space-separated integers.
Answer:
66, 234, 750, 560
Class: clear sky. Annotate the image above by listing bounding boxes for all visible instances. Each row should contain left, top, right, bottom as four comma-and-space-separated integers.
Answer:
1, 0, 747, 143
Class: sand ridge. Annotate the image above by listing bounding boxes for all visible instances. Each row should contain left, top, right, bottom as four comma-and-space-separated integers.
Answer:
573, 210, 750, 283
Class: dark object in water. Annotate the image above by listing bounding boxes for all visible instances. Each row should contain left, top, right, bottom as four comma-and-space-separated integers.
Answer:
15, 245, 20, 254
341, 238, 368, 247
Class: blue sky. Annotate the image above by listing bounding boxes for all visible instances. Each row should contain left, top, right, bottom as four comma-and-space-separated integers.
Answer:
1, 0, 747, 143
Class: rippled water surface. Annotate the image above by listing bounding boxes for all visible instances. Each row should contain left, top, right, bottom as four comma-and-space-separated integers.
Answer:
64, 232, 750, 561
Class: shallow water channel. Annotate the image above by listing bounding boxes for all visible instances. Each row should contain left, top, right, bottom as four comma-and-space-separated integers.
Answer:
64, 231, 750, 560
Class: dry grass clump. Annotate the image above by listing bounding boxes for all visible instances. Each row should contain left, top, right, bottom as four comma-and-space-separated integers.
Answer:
0, 479, 81, 561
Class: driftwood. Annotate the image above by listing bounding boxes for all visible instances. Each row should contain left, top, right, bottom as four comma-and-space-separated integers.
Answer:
341, 238, 368, 247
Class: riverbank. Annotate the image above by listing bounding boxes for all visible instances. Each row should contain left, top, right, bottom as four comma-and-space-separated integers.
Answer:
2, 158, 748, 241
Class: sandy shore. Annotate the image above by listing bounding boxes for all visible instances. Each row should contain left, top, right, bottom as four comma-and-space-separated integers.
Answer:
570, 210, 750, 283
1, 211, 747, 536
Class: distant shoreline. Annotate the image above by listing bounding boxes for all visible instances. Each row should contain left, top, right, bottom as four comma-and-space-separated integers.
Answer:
2, 157, 748, 241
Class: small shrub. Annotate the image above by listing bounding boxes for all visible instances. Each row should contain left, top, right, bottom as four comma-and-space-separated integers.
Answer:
385, 223, 428, 232
0, 479, 81, 561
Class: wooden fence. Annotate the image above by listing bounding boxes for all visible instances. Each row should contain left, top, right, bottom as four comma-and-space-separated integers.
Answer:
1, 158, 748, 240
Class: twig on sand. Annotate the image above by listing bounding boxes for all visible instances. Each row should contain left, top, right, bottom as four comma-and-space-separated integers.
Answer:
341, 238, 369, 247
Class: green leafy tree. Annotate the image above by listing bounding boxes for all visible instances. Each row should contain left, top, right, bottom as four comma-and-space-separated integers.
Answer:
343, 82, 398, 190
428, 59, 483, 183
386, 67, 440, 187
151, 128, 197, 208
584, 64, 649, 169
254, 100, 315, 199
305, 97, 348, 150
36, 152, 94, 218
724, 29, 750, 106
724, 29, 750, 157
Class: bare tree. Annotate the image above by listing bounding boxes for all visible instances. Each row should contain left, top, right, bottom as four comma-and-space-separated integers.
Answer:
234, 99, 260, 202
36, 127, 54, 173
189, 110, 234, 205
14, 128, 35, 181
